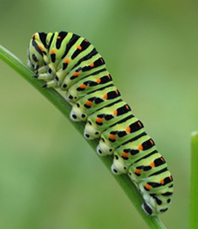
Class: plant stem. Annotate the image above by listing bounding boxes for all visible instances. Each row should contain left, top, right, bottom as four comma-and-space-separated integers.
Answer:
0, 44, 167, 229
190, 131, 198, 229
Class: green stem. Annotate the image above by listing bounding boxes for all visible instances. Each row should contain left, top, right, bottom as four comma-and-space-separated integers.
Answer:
190, 131, 198, 229
0, 44, 166, 229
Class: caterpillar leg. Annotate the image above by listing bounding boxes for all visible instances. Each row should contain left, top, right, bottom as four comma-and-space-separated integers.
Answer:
84, 120, 100, 140
34, 72, 55, 81
96, 137, 114, 156
111, 153, 128, 174
70, 103, 87, 121
65, 90, 78, 104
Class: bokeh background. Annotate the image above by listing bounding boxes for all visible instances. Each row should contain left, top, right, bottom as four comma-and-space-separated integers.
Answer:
0, 0, 197, 228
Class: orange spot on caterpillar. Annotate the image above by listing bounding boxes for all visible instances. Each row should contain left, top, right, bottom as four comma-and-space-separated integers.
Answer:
169, 176, 173, 180
135, 169, 141, 174
125, 126, 131, 133
57, 36, 61, 39
125, 105, 130, 110
122, 152, 129, 158
108, 74, 111, 79
51, 49, 55, 54
138, 121, 142, 127
161, 157, 165, 162
77, 45, 82, 50
109, 134, 116, 140
96, 78, 101, 83
103, 93, 108, 99
64, 58, 70, 63
115, 89, 119, 95
89, 62, 94, 67
96, 117, 103, 123
100, 58, 104, 63
144, 184, 152, 190
73, 72, 81, 76
138, 144, 143, 151
150, 139, 154, 145
80, 84, 87, 89
84, 39, 88, 42
150, 162, 155, 167
38, 45, 44, 51
160, 179, 165, 184
113, 110, 118, 116
85, 100, 92, 106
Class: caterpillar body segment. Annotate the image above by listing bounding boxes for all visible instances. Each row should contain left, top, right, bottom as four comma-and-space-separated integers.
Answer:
65, 71, 112, 104
97, 115, 144, 156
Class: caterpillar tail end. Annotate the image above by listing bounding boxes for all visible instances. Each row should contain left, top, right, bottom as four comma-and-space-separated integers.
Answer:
141, 202, 153, 216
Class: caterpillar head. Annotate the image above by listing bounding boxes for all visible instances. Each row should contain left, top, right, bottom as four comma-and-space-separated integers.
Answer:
28, 33, 48, 71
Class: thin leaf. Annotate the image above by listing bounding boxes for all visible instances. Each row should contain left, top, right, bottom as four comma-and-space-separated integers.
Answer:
190, 131, 198, 229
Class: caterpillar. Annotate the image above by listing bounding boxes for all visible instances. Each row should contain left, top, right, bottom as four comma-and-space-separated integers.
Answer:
27, 31, 173, 216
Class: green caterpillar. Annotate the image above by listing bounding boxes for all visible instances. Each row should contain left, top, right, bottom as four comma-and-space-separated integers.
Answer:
28, 31, 173, 216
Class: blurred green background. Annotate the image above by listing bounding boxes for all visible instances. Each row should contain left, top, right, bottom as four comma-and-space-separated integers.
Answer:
0, 0, 197, 228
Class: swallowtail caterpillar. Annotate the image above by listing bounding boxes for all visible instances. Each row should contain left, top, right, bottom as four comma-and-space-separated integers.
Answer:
28, 31, 173, 216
